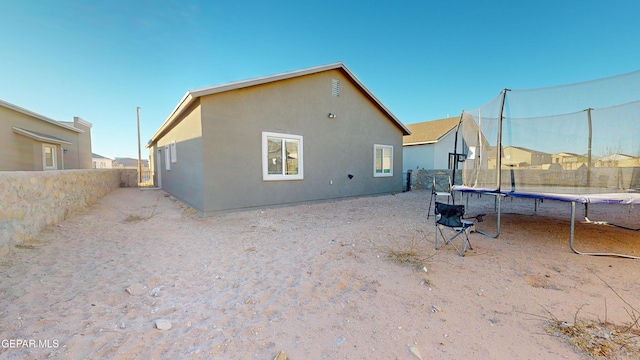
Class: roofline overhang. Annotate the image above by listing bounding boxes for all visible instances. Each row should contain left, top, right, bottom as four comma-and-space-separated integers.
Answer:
1, 99, 83, 133
147, 62, 410, 147
12, 127, 73, 145
403, 140, 438, 146
74, 117, 93, 128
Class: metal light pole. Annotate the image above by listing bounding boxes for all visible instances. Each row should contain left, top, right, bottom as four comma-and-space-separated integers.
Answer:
137, 106, 142, 184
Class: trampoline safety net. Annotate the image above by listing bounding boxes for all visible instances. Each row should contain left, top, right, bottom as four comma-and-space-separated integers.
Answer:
458, 70, 640, 197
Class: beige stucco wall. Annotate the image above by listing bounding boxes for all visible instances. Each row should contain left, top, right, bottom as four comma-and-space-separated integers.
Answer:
0, 105, 92, 171
93, 157, 113, 169
0, 169, 138, 257
153, 100, 205, 210
74, 117, 93, 169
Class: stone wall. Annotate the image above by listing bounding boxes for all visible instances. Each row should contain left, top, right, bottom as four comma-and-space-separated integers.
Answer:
406, 169, 462, 191
0, 169, 138, 256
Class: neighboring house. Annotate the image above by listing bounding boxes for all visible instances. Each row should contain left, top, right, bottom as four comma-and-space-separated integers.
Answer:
402, 116, 464, 172
551, 152, 589, 170
488, 146, 552, 169
595, 153, 639, 167
114, 157, 149, 169
146, 62, 410, 214
0, 98, 92, 171
92, 153, 114, 168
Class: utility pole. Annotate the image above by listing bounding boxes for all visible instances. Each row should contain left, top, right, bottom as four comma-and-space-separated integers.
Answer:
137, 106, 142, 184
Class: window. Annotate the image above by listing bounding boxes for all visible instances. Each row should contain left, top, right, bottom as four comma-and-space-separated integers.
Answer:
374, 144, 393, 177
448, 153, 456, 170
164, 145, 171, 170
43, 144, 57, 170
262, 132, 303, 181
170, 141, 177, 163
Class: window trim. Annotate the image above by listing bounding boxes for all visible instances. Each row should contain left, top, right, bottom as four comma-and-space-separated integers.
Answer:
164, 145, 171, 170
170, 141, 177, 163
373, 144, 393, 177
42, 144, 57, 170
262, 131, 303, 181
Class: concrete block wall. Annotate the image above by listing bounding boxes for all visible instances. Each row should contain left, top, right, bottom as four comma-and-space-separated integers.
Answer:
0, 169, 138, 257
408, 168, 640, 191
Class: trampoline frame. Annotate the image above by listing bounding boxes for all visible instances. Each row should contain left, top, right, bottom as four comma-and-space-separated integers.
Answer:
453, 186, 640, 259
450, 88, 640, 259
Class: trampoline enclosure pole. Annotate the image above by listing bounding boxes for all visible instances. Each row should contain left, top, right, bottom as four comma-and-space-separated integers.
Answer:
496, 89, 509, 191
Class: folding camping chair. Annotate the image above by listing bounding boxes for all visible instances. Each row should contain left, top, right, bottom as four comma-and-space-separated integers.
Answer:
427, 176, 452, 219
434, 202, 482, 256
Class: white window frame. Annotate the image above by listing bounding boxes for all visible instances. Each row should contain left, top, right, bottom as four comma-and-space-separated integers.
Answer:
373, 144, 393, 177
262, 131, 303, 181
164, 145, 171, 170
42, 144, 57, 170
170, 141, 177, 163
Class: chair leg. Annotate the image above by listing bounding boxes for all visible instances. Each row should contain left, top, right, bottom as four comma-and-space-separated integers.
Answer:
435, 226, 472, 256
427, 191, 434, 219
459, 233, 470, 256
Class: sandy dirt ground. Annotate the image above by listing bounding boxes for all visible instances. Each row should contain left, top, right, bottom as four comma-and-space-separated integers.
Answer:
1, 188, 640, 359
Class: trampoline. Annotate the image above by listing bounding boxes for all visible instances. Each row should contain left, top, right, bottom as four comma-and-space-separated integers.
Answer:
449, 70, 640, 259
453, 184, 640, 259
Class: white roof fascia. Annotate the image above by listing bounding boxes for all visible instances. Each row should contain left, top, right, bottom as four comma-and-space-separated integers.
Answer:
148, 92, 195, 147
437, 127, 457, 141
74, 117, 93, 128
1, 99, 83, 133
149, 62, 411, 145
187, 63, 348, 98
337, 64, 411, 135
403, 140, 438, 146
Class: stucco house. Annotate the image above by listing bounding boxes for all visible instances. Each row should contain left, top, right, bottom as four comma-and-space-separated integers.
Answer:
1, 99, 92, 171
113, 157, 149, 169
551, 152, 589, 170
488, 146, 552, 169
146, 62, 410, 214
92, 153, 114, 169
403, 116, 463, 172
595, 153, 639, 168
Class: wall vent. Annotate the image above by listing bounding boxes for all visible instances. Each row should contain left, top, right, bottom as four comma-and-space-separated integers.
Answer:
332, 79, 340, 97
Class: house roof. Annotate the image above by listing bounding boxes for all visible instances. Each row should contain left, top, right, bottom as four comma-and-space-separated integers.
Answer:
403, 116, 460, 146
598, 153, 635, 161
12, 127, 73, 145
553, 152, 584, 157
92, 153, 113, 160
115, 157, 148, 167
148, 62, 410, 147
1, 98, 83, 133
505, 146, 551, 155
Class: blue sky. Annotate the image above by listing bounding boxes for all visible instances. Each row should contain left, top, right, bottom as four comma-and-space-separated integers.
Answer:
1, 0, 639, 159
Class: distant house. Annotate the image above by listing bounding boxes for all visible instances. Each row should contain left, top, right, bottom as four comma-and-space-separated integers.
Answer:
92, 153, 114, 169
0, 98, 92, 171
595, 153, 639, 167
489, 146, 552, 169
551, 152, 589, 170
114, 157, 149, 169
146, 62, 410, 214
402, 117, 463, 172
